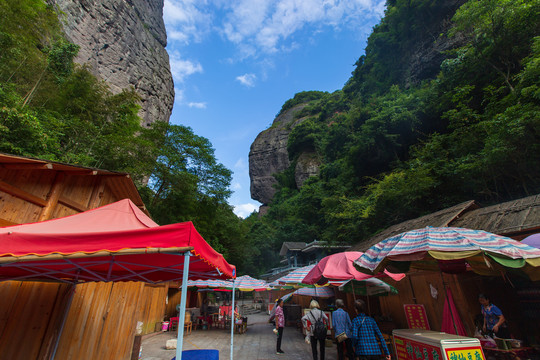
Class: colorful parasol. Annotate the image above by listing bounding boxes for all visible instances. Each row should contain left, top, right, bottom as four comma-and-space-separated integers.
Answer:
302, 251, 405, 285
186, 275, 270, 291
354, 226, 540, 278
269, 264, 316, 288
336, 278, 398, 296
281, 286, 335, 302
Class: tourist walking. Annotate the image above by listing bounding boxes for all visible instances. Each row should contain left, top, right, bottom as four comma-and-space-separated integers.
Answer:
332, 299, 355, 360
302, 299, 329, 360
351, 299, 390, 360
275, 298, 285, 354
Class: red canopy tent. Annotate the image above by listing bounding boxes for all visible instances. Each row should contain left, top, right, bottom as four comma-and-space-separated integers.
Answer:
0, 199, 235, 283
0, 199, 236, 359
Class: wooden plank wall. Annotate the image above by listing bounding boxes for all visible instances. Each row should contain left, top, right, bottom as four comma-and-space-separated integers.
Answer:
135, 284, 169, 333
53, 282, 168, 359
0, 281, 71, 359
377, 271, 524, 338
0, 167, 168, 360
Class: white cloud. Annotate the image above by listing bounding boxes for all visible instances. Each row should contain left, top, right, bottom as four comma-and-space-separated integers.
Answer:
164, 0, 386, 62
174, 87, 184, 103
188, 102, 207, 109
164, 0, 212, 45
221, 0, 385, 55
236, 73, 257, 87
234, 203, 259, 218
232, 182, 242, 190
234, 158, 247, 170
169, 51, 203, 82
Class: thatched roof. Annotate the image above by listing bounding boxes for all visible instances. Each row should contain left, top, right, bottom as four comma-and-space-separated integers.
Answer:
451, 194, 540, 239
351, 193, 540, 252
350, 200, 479, 252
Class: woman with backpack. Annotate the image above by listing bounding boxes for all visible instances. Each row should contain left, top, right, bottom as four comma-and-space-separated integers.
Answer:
302, 299, 329, 360
351, 299, 390, 360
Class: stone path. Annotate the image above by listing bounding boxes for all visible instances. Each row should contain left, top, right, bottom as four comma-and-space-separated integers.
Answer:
141, 312, 338, 360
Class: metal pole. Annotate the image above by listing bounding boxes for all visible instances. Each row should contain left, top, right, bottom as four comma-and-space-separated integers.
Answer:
230, 279, 236, 360
51, 284, 76, 360
176, 252, 191, 360
408, 276, 417, 304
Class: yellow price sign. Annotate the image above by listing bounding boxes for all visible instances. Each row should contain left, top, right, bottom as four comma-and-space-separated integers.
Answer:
445, 347, 485, 360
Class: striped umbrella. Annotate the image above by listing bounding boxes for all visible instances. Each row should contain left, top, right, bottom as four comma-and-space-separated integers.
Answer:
335, 278, 398, 296
281, 286, 335, 302
186, 278, 232, 289
354, 226, 540, 277
271, 264, 316, 288
233, 275, 271, 291
187, 275, 270, 292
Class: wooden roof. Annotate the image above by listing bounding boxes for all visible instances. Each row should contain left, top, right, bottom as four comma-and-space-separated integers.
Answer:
350, 200, 479, 252
351, 193, 540, 251
451, 194, 540, 239
0, 152, 149, 218
279, 242, 307, 256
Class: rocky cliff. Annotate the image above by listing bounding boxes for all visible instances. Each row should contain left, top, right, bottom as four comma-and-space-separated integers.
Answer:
49, 0, 174, 126
249, 104, 321, 205
249, 1, 466, 207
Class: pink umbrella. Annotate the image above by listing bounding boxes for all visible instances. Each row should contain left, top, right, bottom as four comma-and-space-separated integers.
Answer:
302, 251, 405, 286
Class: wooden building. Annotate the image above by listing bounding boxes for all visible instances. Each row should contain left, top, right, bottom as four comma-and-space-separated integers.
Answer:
0, 153, 171, 359
351, 194, 540, 345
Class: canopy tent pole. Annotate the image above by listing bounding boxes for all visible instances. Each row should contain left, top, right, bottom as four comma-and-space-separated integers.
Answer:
176, 252, 191, 360
230, 279, 236, 360
51, 283, 76, 360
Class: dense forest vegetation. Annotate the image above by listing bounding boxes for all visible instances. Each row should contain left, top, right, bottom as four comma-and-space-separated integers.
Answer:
1, 0, 539, 276
241, 0, 540, 275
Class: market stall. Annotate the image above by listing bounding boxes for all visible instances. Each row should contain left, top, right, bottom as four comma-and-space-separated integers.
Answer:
354, 226, 540, 357
0, 199, 236, 360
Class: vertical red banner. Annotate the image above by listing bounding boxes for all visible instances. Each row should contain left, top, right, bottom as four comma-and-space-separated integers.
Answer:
404, 304, 430, 330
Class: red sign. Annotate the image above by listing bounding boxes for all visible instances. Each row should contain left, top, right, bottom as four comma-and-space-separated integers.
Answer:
404, 304, 430, 330
394, 335, 442, 360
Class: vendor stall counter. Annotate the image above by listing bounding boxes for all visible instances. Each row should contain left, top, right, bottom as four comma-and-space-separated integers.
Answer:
393, 329, 485, 360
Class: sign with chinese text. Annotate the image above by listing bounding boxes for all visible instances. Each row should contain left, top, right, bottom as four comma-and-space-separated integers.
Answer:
404, 304, 430, 330
444, 347, 485, 360
394, 335, 442, 360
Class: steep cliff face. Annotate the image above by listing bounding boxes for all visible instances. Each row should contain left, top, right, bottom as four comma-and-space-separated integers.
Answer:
49, 0, 174, 126
249, 104, 321, 205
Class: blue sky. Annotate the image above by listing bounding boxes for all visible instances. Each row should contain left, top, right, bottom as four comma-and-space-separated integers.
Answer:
163, 0, 386, 218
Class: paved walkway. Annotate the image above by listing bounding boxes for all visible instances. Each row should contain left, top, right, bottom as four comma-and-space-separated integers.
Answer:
141, 312, 338, 360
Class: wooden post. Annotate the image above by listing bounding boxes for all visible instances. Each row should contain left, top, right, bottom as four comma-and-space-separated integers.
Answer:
39, 172, 65, 221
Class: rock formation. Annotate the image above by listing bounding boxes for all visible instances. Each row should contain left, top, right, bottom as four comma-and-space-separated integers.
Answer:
49, 0, 174, 126
249, 104, 321, 205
